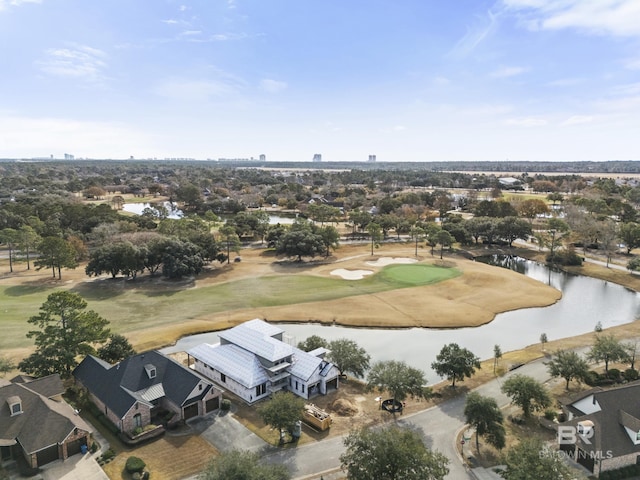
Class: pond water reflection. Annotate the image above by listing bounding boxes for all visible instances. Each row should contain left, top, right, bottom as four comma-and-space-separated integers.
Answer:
162, 256, 640, 383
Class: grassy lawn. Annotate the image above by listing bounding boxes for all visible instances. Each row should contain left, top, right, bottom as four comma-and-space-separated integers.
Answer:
377, 264, 460, 286
0, 263, 460, 351
101, 435, 217, 480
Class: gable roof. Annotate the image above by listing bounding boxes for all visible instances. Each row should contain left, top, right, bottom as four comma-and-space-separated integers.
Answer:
562, 382, 640, 457
218, 320, 293, 362
21, 374, 64, 399
0, 382, 92, 454
73, 350, 213, 418
189, 343, 269, 388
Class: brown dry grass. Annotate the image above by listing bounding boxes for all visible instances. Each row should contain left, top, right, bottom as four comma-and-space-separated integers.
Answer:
101, 435, 217, 480
0, 243, 561, 361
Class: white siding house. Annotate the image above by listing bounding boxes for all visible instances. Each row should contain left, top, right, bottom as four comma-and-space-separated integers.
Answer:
188, 319, 340, 404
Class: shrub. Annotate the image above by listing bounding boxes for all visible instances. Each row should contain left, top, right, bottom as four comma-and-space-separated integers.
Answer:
90, 442, 99, 454
221, 399, 231, 411
546, 248, 583, 266
607, 368, 622, 381
103, 449, 116, 461
543, 409, 556, 421
125, 456, 146, 474
624, 368, 639, 381
584, 370, 601, 386
132, 426, 143, 437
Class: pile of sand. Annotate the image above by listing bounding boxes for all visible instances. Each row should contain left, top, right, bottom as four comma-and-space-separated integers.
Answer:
330, 268, 374, 280
330, 398, 359, 416
365, 257, 418, 267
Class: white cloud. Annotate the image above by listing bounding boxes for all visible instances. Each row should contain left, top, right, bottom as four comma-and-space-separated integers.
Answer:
0, 114, 156, 158
561, 115, 594, 126
610, 82, 640, 96
260, 78, 287, 93
624, 58, 640, 70
546, 77, 584, 87
153, 77, 244, 102
432, 76, 451, 86
450, 9, 500, 57
505, 116, 548, 127
162, 19, 178, 25
37, 45, 107, 82
0, 0, 40, 11
502, 0, 640, 37
490, 66, 529, 78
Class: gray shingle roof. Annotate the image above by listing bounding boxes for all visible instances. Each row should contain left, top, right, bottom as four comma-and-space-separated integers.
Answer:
21, 374, 64, 399
0, 382, 92, 454
562, 382, 640, 458
73, 350, 213, 418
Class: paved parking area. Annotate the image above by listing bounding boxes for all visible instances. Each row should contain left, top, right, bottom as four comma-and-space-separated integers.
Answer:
39, 454, 109, 480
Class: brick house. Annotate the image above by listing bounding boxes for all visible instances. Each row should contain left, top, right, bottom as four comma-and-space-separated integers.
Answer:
0, 374, 92, 469
559, 382, 640, 476
73, 350, 221, 435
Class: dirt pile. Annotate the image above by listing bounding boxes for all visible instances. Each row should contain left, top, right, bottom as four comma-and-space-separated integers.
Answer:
330, 398, 358, 416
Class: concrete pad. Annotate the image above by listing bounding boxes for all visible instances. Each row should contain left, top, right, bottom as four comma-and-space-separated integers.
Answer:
39, 453, 108, 480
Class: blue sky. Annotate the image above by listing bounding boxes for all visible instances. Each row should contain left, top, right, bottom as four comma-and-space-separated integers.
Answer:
1, 0, 639, 162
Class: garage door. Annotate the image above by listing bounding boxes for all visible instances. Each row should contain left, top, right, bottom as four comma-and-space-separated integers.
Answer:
66, 438, 84, 457
36, 444, 59, 467
205, 397, 219, 413
183, 403, 199, 420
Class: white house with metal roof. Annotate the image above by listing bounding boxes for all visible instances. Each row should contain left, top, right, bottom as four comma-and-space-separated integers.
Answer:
187, 319, 340, 404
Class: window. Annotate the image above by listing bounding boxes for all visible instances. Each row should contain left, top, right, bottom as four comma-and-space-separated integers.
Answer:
295, 381, 299, 390
256, 383, 266, 396
302, 385, 305, 393
199, 384, 203, 391
11, 403, 22, 415
133, 413, 142, 428
220, 373, 226, 383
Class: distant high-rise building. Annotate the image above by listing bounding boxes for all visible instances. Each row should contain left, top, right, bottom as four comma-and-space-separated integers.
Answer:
312, 154, 322, 162
259, 154, 266, 161
368, 155, 376, 162
64, 153, 74, 160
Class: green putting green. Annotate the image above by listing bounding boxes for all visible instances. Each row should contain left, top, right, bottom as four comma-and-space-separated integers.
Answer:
378, 264, 461, 286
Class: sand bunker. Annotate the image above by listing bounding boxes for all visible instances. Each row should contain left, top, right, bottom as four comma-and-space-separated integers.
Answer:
330, 269, 374, 280
365, 257, 418, 267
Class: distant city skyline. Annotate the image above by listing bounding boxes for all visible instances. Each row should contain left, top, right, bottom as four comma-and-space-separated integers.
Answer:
1, 1, 639, 162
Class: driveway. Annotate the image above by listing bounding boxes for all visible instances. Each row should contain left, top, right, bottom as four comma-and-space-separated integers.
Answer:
10, 453, 109, 480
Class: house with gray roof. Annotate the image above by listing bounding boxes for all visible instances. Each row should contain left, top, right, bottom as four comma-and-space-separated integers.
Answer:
188, 319, 340, 404
73, 350, 221, 436
0, 374, 92, 469
559, 382, 640, 476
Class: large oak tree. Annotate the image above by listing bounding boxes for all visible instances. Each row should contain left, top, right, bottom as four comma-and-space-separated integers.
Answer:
340, 426, 449, 480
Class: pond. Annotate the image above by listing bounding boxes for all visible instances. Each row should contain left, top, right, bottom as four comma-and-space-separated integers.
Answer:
162, 256, 640, 383
122, 203, 297, 224
122, 202, 183, 219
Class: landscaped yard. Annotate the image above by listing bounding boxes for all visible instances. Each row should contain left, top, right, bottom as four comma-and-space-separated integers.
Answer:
101, 435, 217, 480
